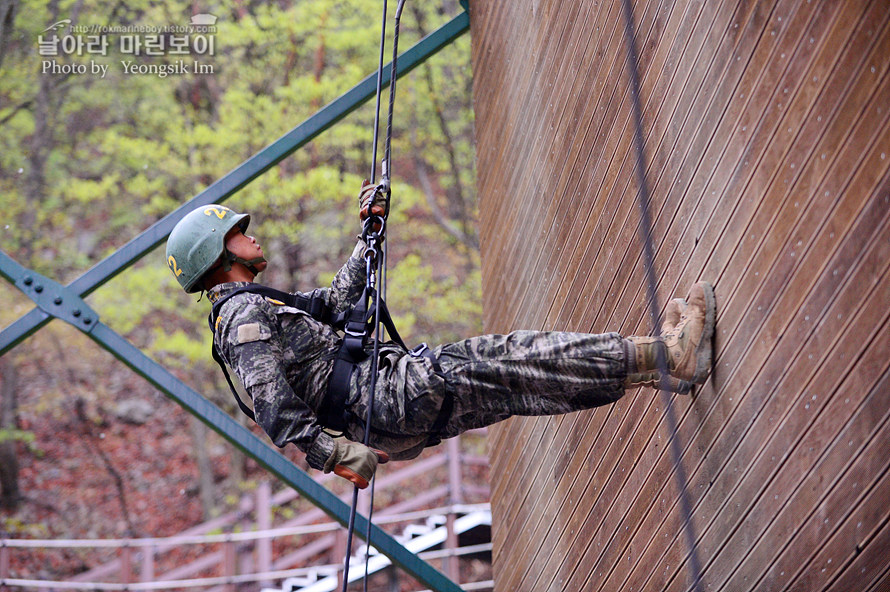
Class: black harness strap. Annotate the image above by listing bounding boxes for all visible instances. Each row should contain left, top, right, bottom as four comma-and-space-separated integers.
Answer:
320, 285, 373, 432
211, 339, 257, 422
319, 282, 424, 432
210, 285, 347, 328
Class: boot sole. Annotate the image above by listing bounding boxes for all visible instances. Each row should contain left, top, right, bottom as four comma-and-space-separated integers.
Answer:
691, 281, 716, 384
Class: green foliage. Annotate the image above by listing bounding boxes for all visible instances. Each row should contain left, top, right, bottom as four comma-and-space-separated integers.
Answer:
0, 428, 35, 445
385, 253, 483, 345
2, 515, 49, 538
0, 428, 42, 458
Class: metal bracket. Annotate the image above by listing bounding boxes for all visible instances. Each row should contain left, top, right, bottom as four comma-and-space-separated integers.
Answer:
15, 271, 99, 333
1, 251, 99, 333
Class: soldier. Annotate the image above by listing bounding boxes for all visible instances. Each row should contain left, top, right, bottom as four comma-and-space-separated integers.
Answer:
166, 187, 715, 489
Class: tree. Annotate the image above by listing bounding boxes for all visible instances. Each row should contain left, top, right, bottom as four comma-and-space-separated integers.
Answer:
0, 355, 22, 511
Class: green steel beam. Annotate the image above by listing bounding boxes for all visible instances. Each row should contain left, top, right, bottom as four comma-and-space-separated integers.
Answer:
0, 9, 471, 592
0, 9, 470, 357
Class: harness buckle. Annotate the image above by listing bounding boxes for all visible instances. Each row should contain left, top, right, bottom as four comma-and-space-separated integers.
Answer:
409, 343, 430, 357
408, 342, 444, 377
344, 327, 366, 338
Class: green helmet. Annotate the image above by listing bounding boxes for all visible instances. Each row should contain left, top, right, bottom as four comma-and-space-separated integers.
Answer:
166, 204, 252, 293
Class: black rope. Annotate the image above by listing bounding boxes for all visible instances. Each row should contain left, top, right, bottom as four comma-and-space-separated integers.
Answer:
341, 238, 385, 592
342, 2, 407, 590
382, 0, 407, 188
363, 243, 384, 592
369, 0, 388, 185
619, 1, 705, 590
362, 7, 405, 590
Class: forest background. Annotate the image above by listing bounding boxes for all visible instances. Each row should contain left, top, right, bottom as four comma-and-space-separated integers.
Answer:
0, 0, 483, 582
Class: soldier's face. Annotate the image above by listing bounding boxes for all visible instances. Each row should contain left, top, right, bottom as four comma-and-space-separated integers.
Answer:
225, 228, 268, 273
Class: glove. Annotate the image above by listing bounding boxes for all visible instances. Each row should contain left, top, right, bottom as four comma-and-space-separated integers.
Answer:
358, 179, 388, 229
323, 436, 390, 489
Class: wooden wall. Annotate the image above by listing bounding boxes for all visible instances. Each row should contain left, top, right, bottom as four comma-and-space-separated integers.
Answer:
470, 0, 890, 590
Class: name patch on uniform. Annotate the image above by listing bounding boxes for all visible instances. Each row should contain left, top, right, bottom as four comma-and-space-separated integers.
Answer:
237, 322, 270, 344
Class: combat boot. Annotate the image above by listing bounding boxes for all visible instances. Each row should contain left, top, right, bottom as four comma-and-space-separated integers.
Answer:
629, 282, 716, 384
623, 298, 691, 393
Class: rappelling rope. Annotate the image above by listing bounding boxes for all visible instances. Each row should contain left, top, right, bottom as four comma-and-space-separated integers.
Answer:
341, 1, 407, 590
619, 0, 705, 590
363, 5, 406, 590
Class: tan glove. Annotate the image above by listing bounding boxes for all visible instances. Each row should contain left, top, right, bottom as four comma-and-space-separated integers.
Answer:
358, 179, 388, 228
323, 436, 390, 489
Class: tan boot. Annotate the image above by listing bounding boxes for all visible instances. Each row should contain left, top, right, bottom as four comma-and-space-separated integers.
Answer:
630, 282, 716, 384
666, 281, 716, 383
624, 299, 691, 393
628, 298, 687, 368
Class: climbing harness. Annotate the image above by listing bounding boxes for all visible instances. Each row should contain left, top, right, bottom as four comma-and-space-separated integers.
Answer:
207, 283, 420, 429
619, 0, 705, 590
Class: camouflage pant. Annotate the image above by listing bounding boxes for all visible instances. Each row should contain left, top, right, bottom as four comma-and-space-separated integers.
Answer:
346, 330, 628, 459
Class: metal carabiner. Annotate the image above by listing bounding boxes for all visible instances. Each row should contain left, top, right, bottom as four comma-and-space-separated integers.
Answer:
361, 216, 386, 247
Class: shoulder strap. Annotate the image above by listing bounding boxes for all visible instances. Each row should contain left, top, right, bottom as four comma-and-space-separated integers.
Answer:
209, 285, 346, 330
211, 344, 257, 422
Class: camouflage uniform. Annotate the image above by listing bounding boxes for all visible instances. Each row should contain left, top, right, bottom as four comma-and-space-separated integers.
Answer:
209, 241, 629, 471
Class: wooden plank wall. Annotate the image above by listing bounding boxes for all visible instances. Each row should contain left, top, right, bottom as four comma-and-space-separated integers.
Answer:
469, 0, 890, 590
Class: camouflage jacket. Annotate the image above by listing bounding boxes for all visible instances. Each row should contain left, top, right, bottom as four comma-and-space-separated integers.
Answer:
207, 241, 369, 471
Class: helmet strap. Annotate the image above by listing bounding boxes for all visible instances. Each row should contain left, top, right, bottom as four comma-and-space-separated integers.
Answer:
235, 256, 267, 275
221, 249, 235, 272
222, 248, 266, 276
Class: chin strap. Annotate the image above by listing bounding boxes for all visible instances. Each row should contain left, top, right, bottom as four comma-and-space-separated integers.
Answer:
221, 248, 266, 276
